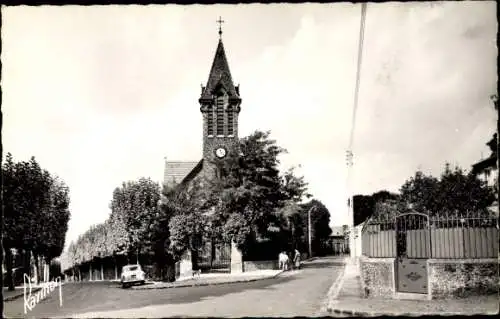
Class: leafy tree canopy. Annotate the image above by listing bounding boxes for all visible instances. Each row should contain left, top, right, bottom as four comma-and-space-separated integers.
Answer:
202, 130, 310, 254
400, 163, 495, 217
2, 153, 71, 289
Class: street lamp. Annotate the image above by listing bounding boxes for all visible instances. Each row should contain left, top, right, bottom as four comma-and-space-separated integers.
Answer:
308, 206, 316, 258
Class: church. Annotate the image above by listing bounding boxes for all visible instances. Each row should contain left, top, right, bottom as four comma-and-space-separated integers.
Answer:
163, 21, 243, 274
164, 22, 241, 190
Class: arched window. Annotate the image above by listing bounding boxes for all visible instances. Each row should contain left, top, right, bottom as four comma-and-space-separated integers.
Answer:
227, 105, 234, 136
207, 105, 214, 136
216, 95, 225, 136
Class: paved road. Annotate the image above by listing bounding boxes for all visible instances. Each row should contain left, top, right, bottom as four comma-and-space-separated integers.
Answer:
4, 257, 344, 318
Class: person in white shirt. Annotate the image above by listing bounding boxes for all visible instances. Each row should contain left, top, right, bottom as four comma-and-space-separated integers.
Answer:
278, 251, 289, 270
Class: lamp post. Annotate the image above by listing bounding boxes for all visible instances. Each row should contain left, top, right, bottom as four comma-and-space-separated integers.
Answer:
308, 206, 316, 258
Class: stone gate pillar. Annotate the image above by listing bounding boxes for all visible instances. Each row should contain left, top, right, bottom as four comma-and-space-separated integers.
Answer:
230, 241, 244, 273
176, 249, 193, 279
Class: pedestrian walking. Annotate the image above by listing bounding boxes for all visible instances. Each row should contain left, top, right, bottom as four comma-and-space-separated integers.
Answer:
279, 251, 290, 271
278, 251, 288, 270
293, 249, 301, 270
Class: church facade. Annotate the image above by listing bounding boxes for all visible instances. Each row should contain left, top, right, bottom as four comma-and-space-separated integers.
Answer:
163, 30, 243, 274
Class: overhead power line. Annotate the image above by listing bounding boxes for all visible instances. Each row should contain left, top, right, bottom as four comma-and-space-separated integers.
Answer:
346, 2, 367, 241
348, 2, 367, 154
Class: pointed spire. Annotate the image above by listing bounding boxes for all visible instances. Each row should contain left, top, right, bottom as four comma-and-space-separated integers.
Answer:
199, 29, 240, 101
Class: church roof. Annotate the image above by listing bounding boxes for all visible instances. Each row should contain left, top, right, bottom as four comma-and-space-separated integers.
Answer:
163, 160, 202, 188
200, 39, 240, 100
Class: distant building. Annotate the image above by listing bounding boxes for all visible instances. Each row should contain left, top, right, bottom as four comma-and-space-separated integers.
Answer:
471, 133, 498, 214
327, 226, 349, 255
472, 156, 497, 187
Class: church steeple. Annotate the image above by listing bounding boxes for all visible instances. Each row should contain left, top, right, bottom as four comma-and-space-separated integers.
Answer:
199, 19, 242, 165
199, 38, 241, 103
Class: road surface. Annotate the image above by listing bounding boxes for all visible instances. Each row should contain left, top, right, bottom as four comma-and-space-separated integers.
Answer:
4, 256, 344, 318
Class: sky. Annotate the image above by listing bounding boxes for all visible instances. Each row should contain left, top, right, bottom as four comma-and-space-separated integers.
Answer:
2, 2, 497, 249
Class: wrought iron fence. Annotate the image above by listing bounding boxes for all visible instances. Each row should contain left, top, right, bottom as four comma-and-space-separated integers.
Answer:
195, 241, 231, 271
362, 212, 499, 259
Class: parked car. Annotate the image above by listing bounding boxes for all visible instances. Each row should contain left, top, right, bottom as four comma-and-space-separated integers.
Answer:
120, 264, 145, 288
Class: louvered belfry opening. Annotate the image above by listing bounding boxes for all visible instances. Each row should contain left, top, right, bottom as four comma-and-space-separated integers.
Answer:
216, 94, 225, 136
227, 105, 234, 136
207, 105, 214, 136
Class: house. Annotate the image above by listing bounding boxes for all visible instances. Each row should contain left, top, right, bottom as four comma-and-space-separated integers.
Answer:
328, 226, 349, 254
471, 133, 498, 214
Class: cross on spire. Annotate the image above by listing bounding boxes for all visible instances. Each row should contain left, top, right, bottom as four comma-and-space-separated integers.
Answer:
217, 16, 225, 38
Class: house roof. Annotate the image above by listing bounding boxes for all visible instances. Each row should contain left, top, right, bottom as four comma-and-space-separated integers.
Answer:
330, 226, 345, 237
200, 39, 240, 101
471, 155, 497, 174
163, 160, 202, 188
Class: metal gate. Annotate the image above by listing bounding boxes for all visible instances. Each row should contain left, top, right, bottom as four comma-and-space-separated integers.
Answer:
396, 213, 430, 294
195, 240, 231, 273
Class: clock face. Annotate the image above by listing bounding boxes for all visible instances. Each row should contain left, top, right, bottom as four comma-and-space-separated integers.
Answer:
215, 147, 227, 158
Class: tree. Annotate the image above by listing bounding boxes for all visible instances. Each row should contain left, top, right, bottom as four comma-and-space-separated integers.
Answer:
400, 171, 440, 214
204, 130, 309, 255
353, 195, 375, 226
2, 153, 21, 290
165, 178, 211, 260
40, 176, 71, 263
2, 154, 71, 289
144, 178, 213, 281
299, 199, 332, 256
163, 130, 309, 262
353, 190, 400, 224
278, 200, 304, 251
109, 178, 161, 262
106, 211, 130, 256
400, 164, 495, 218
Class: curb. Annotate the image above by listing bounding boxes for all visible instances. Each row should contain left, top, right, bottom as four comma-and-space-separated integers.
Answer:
328, 308, 496, 317
130, 270, 285, 290
317, 263, 347, 316
3, 287, 41, 302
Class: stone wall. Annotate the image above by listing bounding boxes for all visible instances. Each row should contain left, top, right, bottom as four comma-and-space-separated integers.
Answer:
243, 260, 279, 272
359, 257, 396, 299
360, 257, 498, 300
429, 259, 499, 299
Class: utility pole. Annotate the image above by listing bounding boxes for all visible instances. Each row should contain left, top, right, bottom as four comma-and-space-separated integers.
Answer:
346, 2, 367, 264
493, 95, 499, 191
308, 206, 315, 258
346, 150, 355, 260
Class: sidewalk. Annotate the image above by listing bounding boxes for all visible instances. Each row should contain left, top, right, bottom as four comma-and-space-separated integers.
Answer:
3, 286, 42, 302
131, 269, 284, 290
4, 280, 66, 302
327, 261, 499, 316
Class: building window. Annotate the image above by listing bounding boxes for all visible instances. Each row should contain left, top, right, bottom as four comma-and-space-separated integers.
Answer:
207, 105, 214, 136
216, 96, 224, 136
227, 105, 234, 136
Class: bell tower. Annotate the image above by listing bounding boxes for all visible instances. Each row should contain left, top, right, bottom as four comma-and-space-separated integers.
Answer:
199, 18, 242, 165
